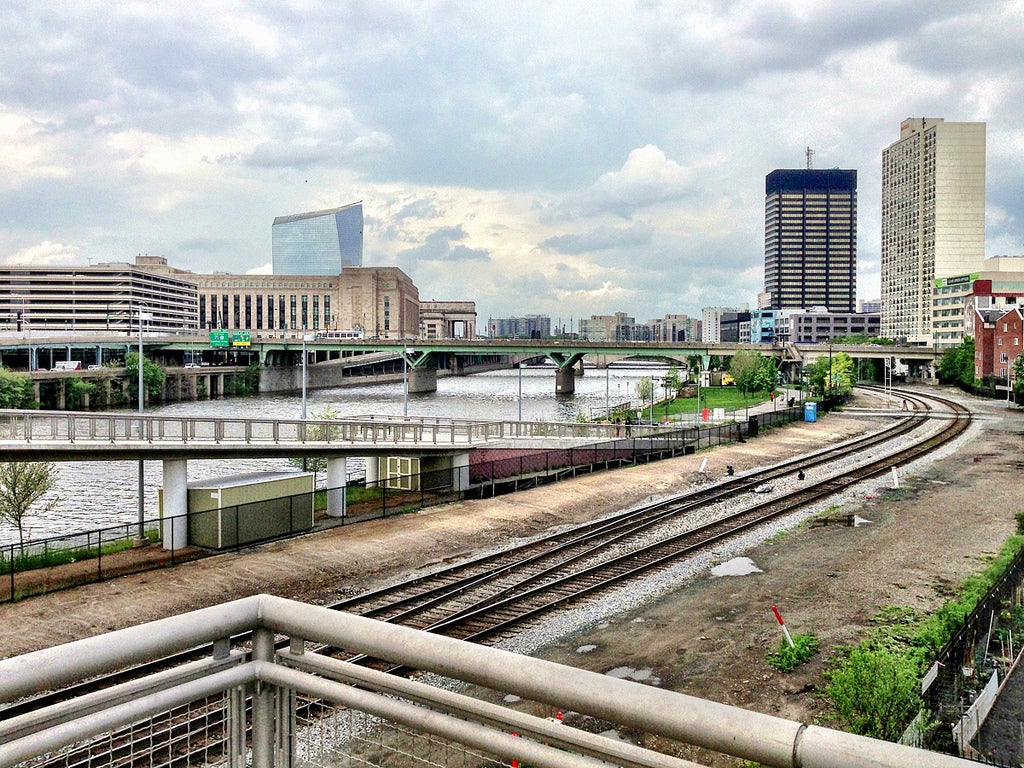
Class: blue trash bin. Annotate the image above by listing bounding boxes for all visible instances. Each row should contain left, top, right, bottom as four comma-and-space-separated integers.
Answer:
804, 402, 818, 422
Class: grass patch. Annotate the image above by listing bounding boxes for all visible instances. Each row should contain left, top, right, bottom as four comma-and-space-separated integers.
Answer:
0, 534, 150, 574
767, 633, 819, 672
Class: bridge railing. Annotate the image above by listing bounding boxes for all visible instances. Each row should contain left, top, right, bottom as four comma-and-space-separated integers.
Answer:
0, 594, 978, 768
0, 410, 665, 447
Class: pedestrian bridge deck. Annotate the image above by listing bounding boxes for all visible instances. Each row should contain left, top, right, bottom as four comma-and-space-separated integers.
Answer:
0, 409, 663, 460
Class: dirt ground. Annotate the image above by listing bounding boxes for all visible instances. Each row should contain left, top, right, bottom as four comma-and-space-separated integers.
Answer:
2, 387, 1022, 765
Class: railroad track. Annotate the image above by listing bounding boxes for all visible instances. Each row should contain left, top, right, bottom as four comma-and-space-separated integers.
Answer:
6, 388, 972, 767
330, 387, 970, 664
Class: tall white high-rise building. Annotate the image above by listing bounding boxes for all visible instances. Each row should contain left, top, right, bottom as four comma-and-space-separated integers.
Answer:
880, 118, 986, 343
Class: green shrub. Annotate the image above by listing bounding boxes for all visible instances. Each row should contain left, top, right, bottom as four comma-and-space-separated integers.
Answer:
766, 633, 818, 672
824, 646, 921, 741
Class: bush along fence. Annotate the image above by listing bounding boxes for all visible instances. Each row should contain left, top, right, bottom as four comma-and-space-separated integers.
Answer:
917, 540, 1024, 759
0, 400, 829, 602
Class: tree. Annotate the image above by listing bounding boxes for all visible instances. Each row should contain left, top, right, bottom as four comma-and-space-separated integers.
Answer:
753, 355, 780, 394
661, 366, 682, 415
0, 461, 58, 550
288, 405, 341, 488
0, 368, 35, 409
729, 350, 762, 399
635, 376, 653, 420
936, 337, 975, 387
125, 352, 165, 407
1014, 352, 1024, 399
807, 352, 854, 396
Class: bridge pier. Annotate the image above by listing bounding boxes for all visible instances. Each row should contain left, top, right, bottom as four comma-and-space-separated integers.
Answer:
326, 457, 347, 517
408, 367, 437, 394
162, 459, 188, 550
555, 367, 575, 394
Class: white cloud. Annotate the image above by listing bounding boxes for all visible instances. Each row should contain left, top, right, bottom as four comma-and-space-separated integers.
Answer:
3, 241, 80, 265
0, 1, 1022, 321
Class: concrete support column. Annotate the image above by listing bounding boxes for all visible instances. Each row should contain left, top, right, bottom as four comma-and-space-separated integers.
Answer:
326, 457, 347, 518
82, 391, 90, 410
32, 382, 40, 403
555, 367, 575, 394
408, 366, 437, 393
365, 456, 380, 488
452, 452, 470, 492
161, 459, 189, 551
57, 381, 66, 409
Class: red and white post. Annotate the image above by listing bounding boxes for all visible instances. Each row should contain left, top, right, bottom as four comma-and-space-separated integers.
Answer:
772, 605, 795, 648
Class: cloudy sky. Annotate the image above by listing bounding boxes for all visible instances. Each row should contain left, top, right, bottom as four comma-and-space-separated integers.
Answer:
3, 1, 1023, 330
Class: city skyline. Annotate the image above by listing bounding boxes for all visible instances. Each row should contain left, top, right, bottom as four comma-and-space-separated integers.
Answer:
2, 3, 1024, 324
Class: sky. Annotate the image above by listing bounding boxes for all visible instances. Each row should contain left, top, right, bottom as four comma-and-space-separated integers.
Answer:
2, 1, 1024, 330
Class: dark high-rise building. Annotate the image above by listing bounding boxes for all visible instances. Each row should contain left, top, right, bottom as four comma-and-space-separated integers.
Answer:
272, 202, 363, 275
763, 169, 857, 312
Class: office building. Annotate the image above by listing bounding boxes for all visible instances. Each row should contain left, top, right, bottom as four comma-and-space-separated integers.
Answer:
786, 308, 880, 344
881, 118, 986, 344
720, 310, 751, 342
487, 315, 551, 338
764, 168, 857, 312
579, 313, 639, 342
143, 257, 419, 339
0, 258, 198, 334
648, 314, 700, 342
272, 202, 364, 275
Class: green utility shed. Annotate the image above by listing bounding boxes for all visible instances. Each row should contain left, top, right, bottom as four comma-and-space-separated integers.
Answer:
160, 471, 315, 550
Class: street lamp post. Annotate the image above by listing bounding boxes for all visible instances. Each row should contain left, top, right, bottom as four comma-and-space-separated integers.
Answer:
136, 303, 151, 544
403, 343, 409, 417
301, 327, 308, 421
518, 363, 523, 422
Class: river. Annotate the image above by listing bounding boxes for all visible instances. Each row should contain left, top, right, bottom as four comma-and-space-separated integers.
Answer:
3, 365, 670, 546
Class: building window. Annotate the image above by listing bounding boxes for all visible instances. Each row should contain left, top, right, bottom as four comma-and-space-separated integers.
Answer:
290, 295, 297, 330
301, 294, 309, 330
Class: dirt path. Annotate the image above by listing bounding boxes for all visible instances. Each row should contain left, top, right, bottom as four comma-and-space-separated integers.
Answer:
1, 388, 1021, 765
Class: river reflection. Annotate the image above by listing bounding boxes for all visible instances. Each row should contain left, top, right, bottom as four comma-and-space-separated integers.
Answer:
5, 365, 669, 545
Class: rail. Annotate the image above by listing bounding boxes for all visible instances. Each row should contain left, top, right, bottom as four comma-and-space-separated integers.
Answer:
0, 409, 667, 448
0, 594, 976, 768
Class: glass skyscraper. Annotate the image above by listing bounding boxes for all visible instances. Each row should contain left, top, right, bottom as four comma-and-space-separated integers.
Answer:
272, 202, 363, 275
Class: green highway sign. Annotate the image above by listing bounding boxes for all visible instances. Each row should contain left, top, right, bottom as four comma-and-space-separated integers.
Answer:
231, 331, 251, 347
209, 330, 230, 348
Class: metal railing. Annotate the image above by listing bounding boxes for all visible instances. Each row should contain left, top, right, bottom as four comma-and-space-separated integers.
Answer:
0, 594, 979, 767
0, 409, 666, 448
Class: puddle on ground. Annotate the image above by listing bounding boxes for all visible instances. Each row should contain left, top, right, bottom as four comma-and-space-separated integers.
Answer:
605, 666, 661, 685
576, 644, 597, 654
853, 515, 873, 527
710, 557, 763, 577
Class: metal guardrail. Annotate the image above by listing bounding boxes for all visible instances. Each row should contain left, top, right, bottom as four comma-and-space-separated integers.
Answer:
0, 594, 979, 767
0, 409, 664, 448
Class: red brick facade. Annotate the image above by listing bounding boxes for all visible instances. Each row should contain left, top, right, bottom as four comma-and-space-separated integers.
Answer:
992, 307, 1024, 379
973, 307, 997, 379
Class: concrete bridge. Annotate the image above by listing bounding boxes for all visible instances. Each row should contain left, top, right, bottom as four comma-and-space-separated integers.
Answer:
0, 333, 941, 396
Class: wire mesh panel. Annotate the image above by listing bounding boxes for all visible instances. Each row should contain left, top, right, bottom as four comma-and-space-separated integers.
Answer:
15, 692, 235, 768
290, 697, 508, 768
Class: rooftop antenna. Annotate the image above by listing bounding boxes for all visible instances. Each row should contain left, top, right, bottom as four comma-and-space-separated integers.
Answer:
805, 146, 814, 170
